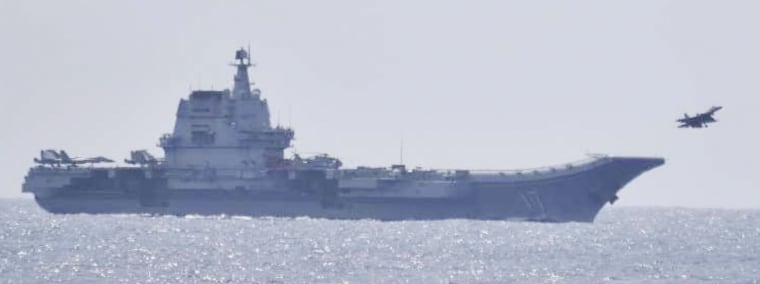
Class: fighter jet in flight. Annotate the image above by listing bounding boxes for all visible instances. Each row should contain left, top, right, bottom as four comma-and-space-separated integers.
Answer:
677, 106, 723, 128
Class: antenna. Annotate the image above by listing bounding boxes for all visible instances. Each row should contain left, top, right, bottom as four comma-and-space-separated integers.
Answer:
247, 44, 254, 86
400, 138, 404, 165
288, 104, 292, 128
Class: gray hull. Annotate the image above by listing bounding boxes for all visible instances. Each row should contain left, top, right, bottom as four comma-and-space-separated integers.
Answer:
30, 157, 663, 222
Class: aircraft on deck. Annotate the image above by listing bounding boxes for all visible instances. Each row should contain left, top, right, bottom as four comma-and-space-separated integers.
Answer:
677, 106, 723, 128
33, 149, 63, 167
34, 150, 114, 166
59, 151, 114, 165
124, 150, 159, 166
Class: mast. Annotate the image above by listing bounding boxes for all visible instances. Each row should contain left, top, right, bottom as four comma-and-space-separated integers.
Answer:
232, 47, 253, 98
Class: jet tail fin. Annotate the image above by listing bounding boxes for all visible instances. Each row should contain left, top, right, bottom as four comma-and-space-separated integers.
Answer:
59, 150, 71, 162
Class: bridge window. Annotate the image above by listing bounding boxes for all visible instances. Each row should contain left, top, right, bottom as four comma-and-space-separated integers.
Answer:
191, 131, 215, 145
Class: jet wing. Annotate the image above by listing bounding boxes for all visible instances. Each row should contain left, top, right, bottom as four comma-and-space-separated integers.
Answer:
40, 150, 60, 160
72, 157, 115, 164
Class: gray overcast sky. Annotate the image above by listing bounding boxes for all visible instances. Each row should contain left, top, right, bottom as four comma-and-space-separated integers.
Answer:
1, 1, 758, 207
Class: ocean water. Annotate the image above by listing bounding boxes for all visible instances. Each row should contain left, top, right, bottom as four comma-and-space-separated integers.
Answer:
1, 199, 758, 283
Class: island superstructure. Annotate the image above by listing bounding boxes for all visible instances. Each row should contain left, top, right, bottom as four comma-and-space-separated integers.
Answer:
22, 48, 664, 222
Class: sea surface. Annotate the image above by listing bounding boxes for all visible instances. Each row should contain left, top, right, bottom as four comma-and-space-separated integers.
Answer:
1, 199, 758, 283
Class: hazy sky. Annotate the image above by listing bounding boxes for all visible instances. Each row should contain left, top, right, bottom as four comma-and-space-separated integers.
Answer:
1, 1, 758, 208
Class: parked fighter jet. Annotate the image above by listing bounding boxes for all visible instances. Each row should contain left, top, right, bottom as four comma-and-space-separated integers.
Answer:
33, 149, 62, 167
124, 150, 159, 166
677, 106, 723, 128
58, 150, 114, 165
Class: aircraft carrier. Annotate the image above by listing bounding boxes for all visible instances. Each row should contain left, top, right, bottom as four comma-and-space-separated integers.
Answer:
22, 49, 664, 222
